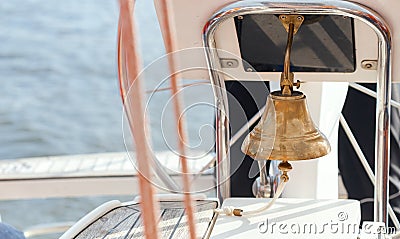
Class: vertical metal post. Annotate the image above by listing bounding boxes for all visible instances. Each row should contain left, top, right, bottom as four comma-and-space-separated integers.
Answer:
215, 99, 231, 201
203, 38, 231, 201
375, 38, 392, 225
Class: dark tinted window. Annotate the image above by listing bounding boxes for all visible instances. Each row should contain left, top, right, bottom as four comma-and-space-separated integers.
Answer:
235, 14, 355, 72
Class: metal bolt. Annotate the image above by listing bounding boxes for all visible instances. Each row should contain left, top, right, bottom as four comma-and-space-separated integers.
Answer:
281, 15, 286, 19
361, 60, 377, 70
227, 61, 233, 67
297, 16, 303, 21
246, 68, 253, 72
238, 16, 243, 20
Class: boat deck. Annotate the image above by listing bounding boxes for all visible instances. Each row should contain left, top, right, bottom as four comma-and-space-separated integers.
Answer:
0, 152, 214, 200
73, 200, 217, 239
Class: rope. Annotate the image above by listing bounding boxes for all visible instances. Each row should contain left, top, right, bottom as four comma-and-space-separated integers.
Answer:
214, 179, 287, 217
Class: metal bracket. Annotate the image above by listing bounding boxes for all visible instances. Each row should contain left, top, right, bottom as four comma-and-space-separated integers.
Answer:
279, 15, 304, 34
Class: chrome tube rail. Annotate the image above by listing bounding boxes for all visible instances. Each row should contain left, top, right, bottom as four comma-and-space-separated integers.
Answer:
203, 0, 392, 226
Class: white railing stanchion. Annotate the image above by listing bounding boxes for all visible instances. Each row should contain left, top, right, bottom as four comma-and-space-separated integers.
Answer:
349, 83, 400, 110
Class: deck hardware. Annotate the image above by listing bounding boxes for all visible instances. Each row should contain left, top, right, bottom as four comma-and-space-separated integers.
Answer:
279, 14, 304, 35
220, 58, 239, 68
361, 60, 378, 70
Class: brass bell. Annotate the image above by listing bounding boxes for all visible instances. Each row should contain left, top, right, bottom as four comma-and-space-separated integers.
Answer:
242, 14, 330, 162
241, 90, 331, 161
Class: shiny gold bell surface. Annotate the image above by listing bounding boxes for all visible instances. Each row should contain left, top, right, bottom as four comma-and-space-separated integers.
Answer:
241, 91, 331, 161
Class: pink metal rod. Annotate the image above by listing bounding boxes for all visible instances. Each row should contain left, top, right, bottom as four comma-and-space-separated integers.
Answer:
157, 1, 197, 238
118, 0, 160, 238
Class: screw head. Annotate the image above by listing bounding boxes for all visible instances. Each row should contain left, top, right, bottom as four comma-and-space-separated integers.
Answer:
361, 60, 377, 70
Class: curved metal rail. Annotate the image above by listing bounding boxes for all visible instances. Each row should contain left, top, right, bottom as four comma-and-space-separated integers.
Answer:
203, 0, 392, 226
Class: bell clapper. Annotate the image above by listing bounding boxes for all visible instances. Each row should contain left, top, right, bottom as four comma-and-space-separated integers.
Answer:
278, 160, 292, 182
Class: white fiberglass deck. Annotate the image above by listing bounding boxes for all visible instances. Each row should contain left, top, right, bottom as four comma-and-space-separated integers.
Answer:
210, 198, 361, 239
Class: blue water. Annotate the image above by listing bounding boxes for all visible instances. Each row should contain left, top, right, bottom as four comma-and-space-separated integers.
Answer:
0, 0, 124, 159
0, 0, 174, 160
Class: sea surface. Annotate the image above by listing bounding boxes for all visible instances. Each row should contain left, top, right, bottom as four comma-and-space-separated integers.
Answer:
0, 0, 214, 237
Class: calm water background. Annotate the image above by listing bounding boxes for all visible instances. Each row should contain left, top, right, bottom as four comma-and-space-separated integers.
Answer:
0, 0, 214, 237
0, 0, 161, 159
